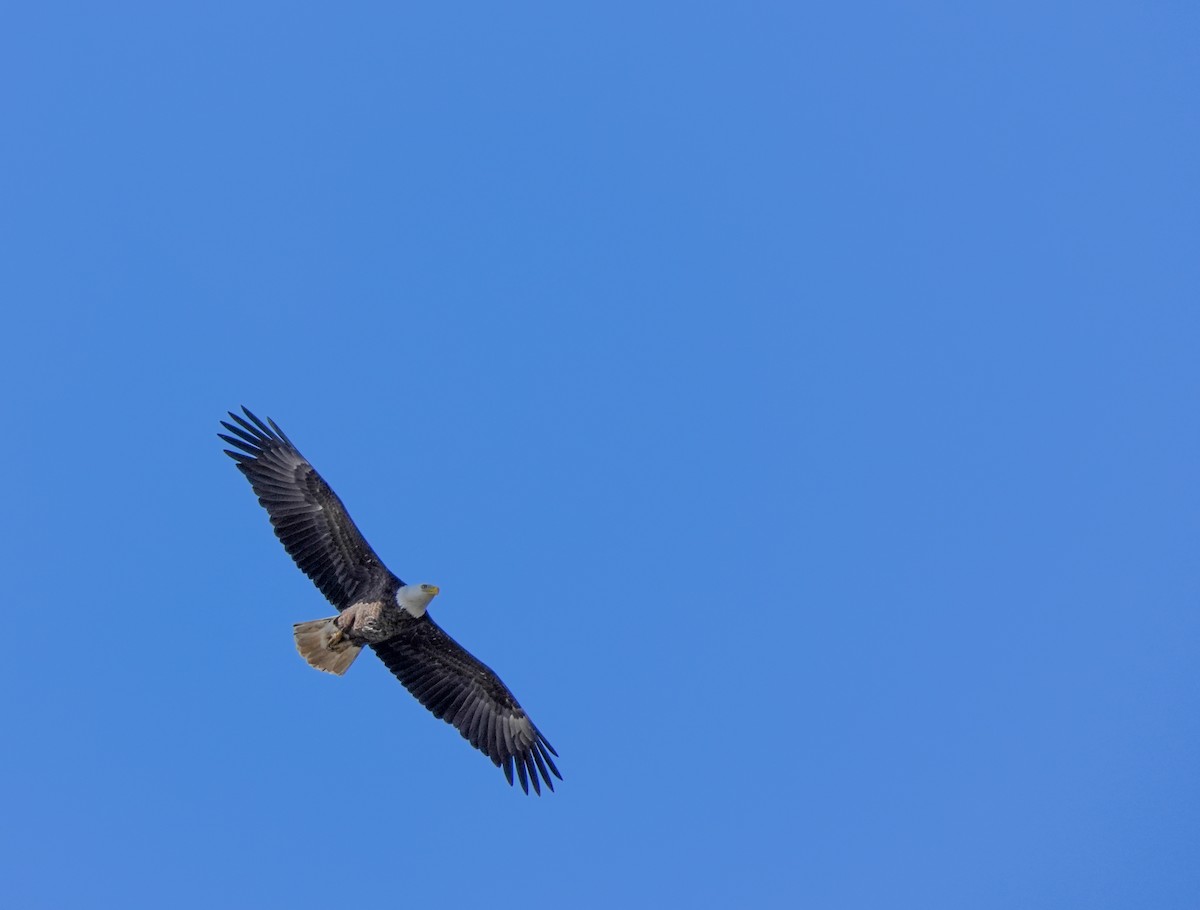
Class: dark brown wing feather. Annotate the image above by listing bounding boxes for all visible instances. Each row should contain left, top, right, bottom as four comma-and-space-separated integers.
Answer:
371, 617, 562, 795
219, 407, 399, 610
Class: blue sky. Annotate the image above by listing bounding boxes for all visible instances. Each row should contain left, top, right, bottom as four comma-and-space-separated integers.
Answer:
1, 3, 1197, 907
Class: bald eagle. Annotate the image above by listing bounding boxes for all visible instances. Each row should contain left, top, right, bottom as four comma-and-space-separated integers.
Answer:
219, 407, 561, 795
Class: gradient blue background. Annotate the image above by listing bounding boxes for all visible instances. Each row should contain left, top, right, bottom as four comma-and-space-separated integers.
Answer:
2, 3, 1197, 907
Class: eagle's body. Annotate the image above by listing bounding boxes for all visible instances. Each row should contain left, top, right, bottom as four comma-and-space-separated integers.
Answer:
219, 407, 561, 795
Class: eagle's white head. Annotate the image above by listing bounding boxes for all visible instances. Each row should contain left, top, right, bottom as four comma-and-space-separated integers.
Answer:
397, 583, 440, 618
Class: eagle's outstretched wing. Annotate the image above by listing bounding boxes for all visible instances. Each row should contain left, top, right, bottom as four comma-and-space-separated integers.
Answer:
220, 407, 399, 610
372, 618, 562, 795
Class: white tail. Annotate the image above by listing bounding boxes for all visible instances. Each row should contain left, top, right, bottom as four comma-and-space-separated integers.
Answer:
293, 618, 363, 676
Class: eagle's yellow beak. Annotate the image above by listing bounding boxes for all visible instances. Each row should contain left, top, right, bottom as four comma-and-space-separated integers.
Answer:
421, 584, 440, 596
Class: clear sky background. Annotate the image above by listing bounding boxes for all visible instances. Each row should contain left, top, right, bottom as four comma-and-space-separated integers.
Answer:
1, 3, 1197, 908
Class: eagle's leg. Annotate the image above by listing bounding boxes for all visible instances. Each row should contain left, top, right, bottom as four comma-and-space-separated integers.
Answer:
331, 602, 370, 646
331, 607, 358, 645
331, 601, 388, 645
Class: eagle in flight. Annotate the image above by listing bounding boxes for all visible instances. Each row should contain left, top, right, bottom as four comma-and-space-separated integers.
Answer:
219, 407, 561, 795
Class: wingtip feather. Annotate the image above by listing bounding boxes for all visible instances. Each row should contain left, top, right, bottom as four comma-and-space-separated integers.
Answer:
515, 756, 529, 794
